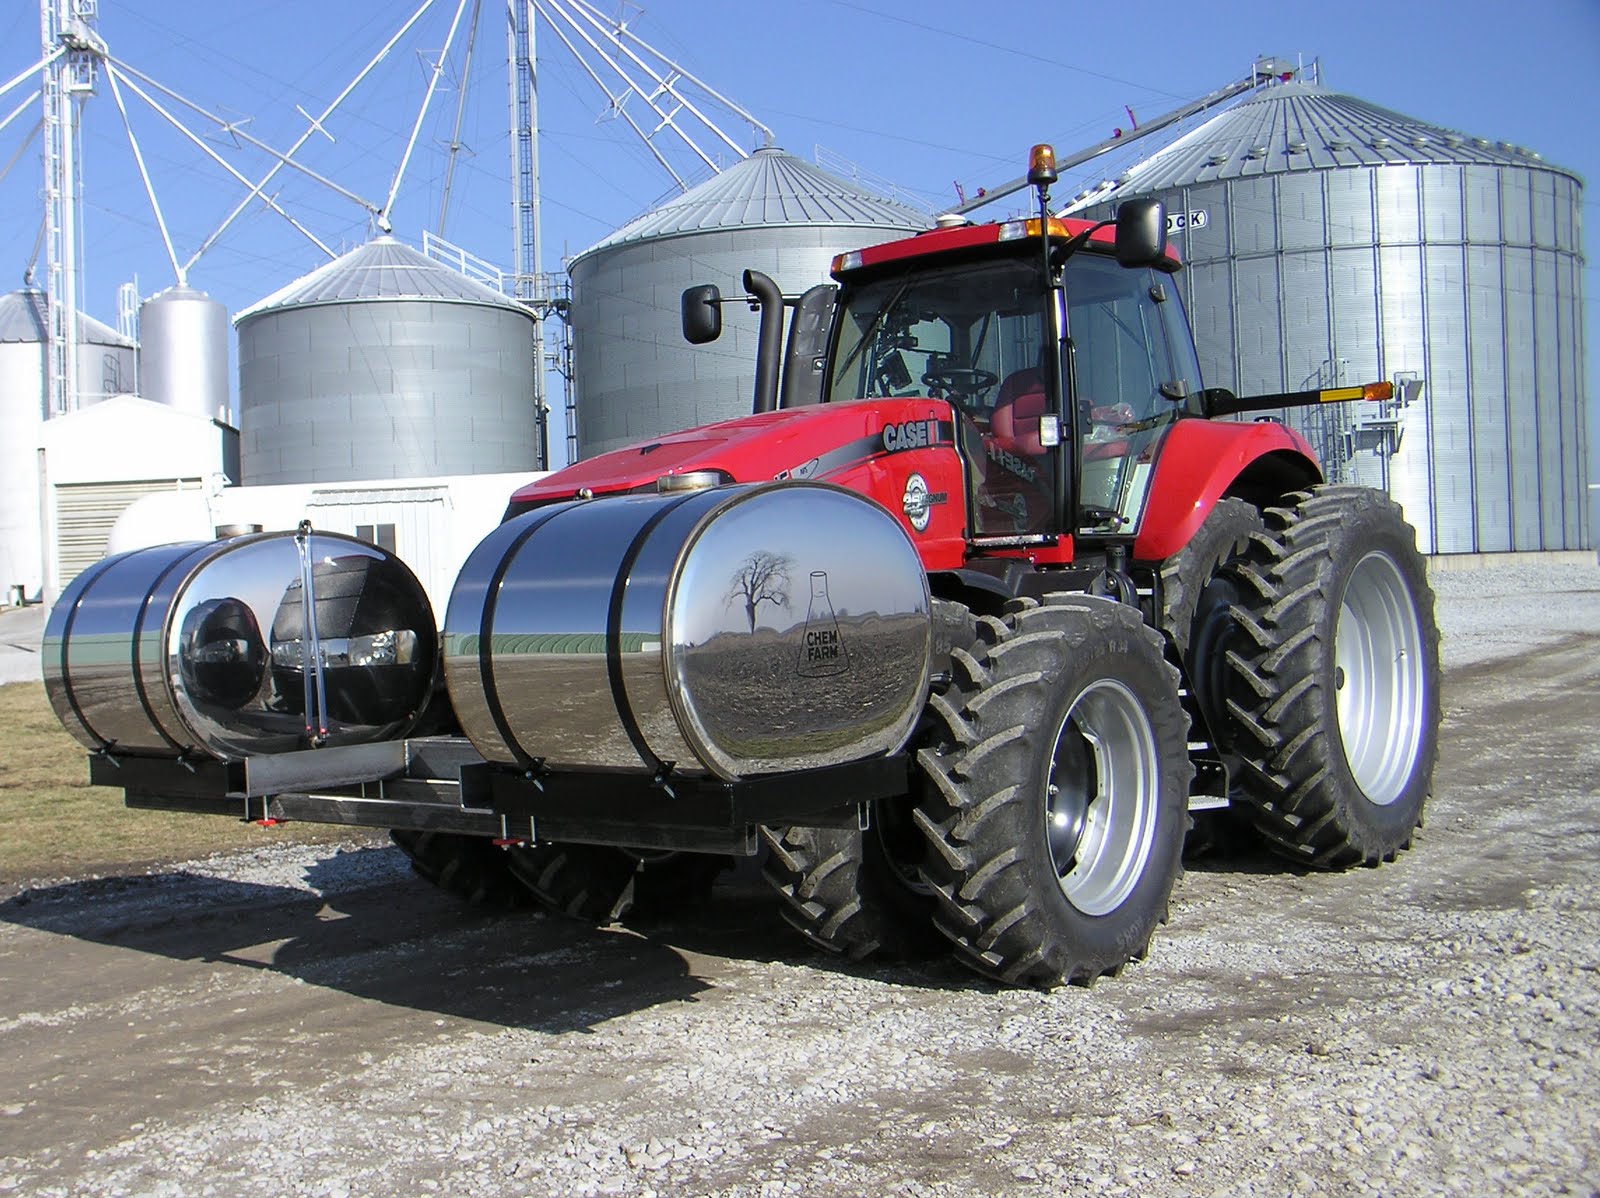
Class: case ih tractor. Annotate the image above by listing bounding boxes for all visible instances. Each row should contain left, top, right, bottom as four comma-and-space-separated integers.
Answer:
42, 146, 1439, 990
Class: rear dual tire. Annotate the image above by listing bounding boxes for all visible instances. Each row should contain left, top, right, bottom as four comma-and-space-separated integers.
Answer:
1221, 486, 1440, 867
503, 844, 730, 924
760, 813, 944, 962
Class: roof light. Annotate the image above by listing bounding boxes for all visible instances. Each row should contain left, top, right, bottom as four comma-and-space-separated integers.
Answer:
998, 220, 1029, 242
1027, 143, 1058, 186
833, 250, 863, 273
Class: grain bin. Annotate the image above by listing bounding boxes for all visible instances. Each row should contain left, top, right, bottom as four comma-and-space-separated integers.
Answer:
140, 284, 232, 424
1070, 81, 1588, 553
235, 237, 540, 485
567, 148, 930, 459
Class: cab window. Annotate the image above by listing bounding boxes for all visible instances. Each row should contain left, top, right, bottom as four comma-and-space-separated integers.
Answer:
1065, 256, 1191, 534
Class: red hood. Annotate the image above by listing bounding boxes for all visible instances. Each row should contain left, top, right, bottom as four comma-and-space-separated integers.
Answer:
508, 399, 953, 506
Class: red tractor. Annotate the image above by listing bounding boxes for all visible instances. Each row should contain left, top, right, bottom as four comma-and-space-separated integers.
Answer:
45, 146, 1439, 990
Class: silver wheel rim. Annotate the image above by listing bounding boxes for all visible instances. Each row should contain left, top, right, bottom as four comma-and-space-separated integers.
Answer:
1335, 550, 1425, 805
1044, 679, 1159, 917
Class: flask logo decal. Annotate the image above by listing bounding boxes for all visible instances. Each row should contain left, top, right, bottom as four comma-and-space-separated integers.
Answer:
796, 570, 849, 678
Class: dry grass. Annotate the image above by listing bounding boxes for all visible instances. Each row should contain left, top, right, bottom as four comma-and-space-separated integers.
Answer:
0, 683, 380, 887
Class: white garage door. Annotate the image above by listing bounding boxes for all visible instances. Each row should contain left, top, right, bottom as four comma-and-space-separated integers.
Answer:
55, 479, 201, 587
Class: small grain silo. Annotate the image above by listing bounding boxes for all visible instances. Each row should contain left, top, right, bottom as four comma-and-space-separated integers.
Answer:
0, 289, 138, 598
567, 147, 931, 459
235, 237, 541, 485
1069, 80, 1588, 554
140, 284, 232, 424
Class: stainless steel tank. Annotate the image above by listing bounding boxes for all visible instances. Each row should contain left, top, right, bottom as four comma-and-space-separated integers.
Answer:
43, 530, 436, 760
139, 284, 232, 423
444, 482, 931, 780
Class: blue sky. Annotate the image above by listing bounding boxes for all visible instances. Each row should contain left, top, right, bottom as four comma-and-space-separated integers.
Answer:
1, 0, 1595, 471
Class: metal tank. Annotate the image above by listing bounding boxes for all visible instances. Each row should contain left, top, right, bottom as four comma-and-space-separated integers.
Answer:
1069, 81, 1589, 554
567, 148, 930, 460
0, 289, 139, 598
235, 237, 540, 485
443, 482, 931, 780
43, 529, 436, 760
140, 284, 232, 424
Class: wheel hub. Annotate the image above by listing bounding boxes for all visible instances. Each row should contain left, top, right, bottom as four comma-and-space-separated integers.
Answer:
1046, 740, 1094, 873
1334, 551, 1426, 805
1043, 679, 1160, 917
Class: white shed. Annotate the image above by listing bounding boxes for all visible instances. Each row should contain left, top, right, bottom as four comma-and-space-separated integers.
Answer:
40, 396, 236, 593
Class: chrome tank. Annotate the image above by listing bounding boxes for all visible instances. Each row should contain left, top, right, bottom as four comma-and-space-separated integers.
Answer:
444, 483, 932, 780
43, 531, 436, 760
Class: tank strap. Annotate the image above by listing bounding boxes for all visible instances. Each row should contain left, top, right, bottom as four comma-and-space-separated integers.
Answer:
605, 492, 699, 776
477, 505, 570, 771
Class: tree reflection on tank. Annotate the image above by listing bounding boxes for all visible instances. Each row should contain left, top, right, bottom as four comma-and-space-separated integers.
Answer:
724, 551, 793, 635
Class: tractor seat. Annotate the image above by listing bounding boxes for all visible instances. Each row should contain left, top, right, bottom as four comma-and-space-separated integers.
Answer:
989, 368, 1047, 456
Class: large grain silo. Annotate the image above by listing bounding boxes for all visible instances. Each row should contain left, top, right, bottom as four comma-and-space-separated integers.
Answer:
235, 237, 540, 485
0, 289, 138, 598
567, 147, 930, 459
140, 284, 232, 424
1070, 80, 1588, 554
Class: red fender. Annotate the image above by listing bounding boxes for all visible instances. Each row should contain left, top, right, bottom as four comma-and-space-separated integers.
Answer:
1133, 419, 1321, 562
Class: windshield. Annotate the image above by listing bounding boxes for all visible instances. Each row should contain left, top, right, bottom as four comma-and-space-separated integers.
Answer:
828, 255, 1047, 416
829, 255, 1053, 536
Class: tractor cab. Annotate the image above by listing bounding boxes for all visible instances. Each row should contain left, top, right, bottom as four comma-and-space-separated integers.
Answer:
825, 224, 1204, 543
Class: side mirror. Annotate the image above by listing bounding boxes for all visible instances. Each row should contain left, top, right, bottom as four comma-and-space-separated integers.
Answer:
1113, 198, 1167, 268
681, 284, 722, 344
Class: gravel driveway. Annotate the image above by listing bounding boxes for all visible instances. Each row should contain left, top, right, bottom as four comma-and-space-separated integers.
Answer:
1, 555, 1597, 1197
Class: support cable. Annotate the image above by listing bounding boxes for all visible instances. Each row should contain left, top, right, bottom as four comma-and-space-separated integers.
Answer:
0, 46, 63, 104
0, 90, 41, 138
110, 57, 379, 217
563, 0, 771, 149
437, 0, 484, 235
177, 0, 440, 272
537, 0, 718, 173
383, 0, 474, 231
104, 66, 182, 284
104, 62, 337, 260
528, 0, 686, 189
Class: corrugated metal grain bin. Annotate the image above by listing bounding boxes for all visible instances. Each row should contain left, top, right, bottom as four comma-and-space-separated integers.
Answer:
236, 238, 540, 485
1072, 82, 1588, 553
567, 148, 929, 460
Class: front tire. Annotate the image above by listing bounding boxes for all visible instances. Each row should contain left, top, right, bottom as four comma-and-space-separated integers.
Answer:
1221, 486, 1440, 867
760, 808, 944, 962
913, 595, 1193, 989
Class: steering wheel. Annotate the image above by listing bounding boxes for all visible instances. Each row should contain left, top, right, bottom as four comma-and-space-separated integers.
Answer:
922, 367, 999, 401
